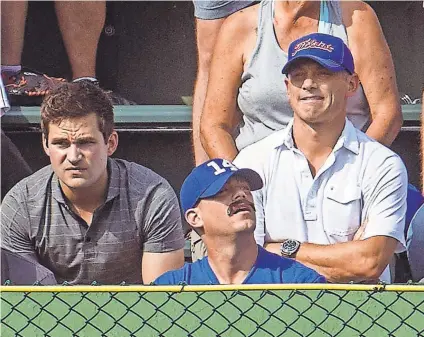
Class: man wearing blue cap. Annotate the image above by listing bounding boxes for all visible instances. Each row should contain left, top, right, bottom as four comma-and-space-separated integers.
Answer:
154, 158, 325, 285
234, 33, 407, 284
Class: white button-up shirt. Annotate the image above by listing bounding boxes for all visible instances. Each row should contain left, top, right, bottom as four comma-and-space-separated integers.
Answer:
234, 119, 407, 283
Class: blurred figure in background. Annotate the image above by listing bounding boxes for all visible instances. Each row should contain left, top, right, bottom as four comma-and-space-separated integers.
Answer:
1, 1, 133, 104
1, 76, 32, 200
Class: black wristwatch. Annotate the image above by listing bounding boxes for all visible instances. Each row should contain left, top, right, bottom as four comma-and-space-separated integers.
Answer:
280, 239, 301, 258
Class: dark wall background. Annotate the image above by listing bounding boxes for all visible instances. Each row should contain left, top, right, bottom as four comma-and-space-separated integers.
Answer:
23, 1, 197, 104
22, 1, 424, 103
368, 1, 424, 99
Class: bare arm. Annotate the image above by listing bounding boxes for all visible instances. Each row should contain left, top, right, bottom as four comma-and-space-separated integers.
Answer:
192, 18, 226, 165
140, 180, 185, 284
344, 2, 402, 146
142, 249, 184, 284
264, 236, 398, 283
200, 13, 253, 161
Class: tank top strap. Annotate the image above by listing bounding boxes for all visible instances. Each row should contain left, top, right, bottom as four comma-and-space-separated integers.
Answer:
245, 0, 282, 70
256, 0, 274, 48
318, 1, 348, 44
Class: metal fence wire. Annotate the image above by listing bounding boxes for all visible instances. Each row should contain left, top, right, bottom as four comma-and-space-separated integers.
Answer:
1, 284, 424, 337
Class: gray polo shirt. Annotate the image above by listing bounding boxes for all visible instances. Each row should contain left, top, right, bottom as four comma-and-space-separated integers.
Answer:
1, 158, 184, 284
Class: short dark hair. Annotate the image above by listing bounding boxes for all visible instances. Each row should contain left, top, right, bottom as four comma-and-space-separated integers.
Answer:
41, 81, 114, 143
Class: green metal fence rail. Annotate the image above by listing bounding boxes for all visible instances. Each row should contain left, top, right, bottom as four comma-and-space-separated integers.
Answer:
2, 104, 421, 126
2, 284, 424, 337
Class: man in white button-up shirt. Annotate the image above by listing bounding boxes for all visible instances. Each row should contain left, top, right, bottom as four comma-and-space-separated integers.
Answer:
234, 33, 407, 284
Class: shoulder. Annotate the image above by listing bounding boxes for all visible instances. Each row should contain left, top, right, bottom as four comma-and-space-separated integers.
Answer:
221, 3, 259, 34
153, 262, 193, 285
351, 130, 407, 192
153, 259, 212, 285
113, 158, 167, 183
340, 1, 378, 29
153, 267, 186, 285
214, 3, 259, 49
234, 129, 286, 173
235, 129, 284, 158
3, 165, 53, 204
340, 1, 387, 59
194, 0, 258, 20
113, 158, 175, 195
355, 130, 406, 174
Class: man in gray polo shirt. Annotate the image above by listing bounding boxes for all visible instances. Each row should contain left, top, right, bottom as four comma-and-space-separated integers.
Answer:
1, 81, 185, 285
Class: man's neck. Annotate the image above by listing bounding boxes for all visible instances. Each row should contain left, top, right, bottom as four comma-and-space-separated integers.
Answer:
292, 116, 346, 176
204, 234, 259, 285
60, 170, 109, 221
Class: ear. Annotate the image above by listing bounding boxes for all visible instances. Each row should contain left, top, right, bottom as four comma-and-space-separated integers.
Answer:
346, 73, 359, 97
185, 208, 203, 232
107, 131, 119, 156
284, 77, 290, 92
42, 133, 50, 157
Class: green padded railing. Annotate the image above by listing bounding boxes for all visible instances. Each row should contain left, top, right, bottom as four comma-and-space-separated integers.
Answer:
2, 284, 424, 337
1, 106, 191, 126
1, 104, 421, 126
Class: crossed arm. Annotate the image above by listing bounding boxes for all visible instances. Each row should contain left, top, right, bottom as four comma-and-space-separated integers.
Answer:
264, 236, 398, 283
243, 147, 408, 284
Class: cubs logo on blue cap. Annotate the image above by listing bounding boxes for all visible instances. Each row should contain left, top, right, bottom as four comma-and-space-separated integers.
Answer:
180, 159, 263, 214
282, 33, 354, 75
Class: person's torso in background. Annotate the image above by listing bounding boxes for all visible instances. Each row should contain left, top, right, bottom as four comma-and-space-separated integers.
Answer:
236, 0, 370, 151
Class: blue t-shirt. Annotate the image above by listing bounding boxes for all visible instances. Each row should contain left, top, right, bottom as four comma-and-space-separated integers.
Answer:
406, 184, 424, 235
154, 245, 325, 285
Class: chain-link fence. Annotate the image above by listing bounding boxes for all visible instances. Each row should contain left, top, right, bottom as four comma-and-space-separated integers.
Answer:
2, 284, 424, 337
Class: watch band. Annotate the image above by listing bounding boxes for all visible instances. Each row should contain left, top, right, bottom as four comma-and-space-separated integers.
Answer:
280, 239, 301, 258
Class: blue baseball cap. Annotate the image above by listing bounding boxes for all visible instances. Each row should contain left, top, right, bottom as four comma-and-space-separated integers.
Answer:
180, 159, 263, 213
282, 33, 354, 75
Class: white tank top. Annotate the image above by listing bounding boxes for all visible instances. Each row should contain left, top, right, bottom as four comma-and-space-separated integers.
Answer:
236, 0, 370, 151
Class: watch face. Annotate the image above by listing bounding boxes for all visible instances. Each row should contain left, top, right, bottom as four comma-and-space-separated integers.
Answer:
281, 239, 300, 255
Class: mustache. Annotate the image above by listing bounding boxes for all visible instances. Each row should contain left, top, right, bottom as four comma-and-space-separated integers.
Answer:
226, 199, 256, 216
